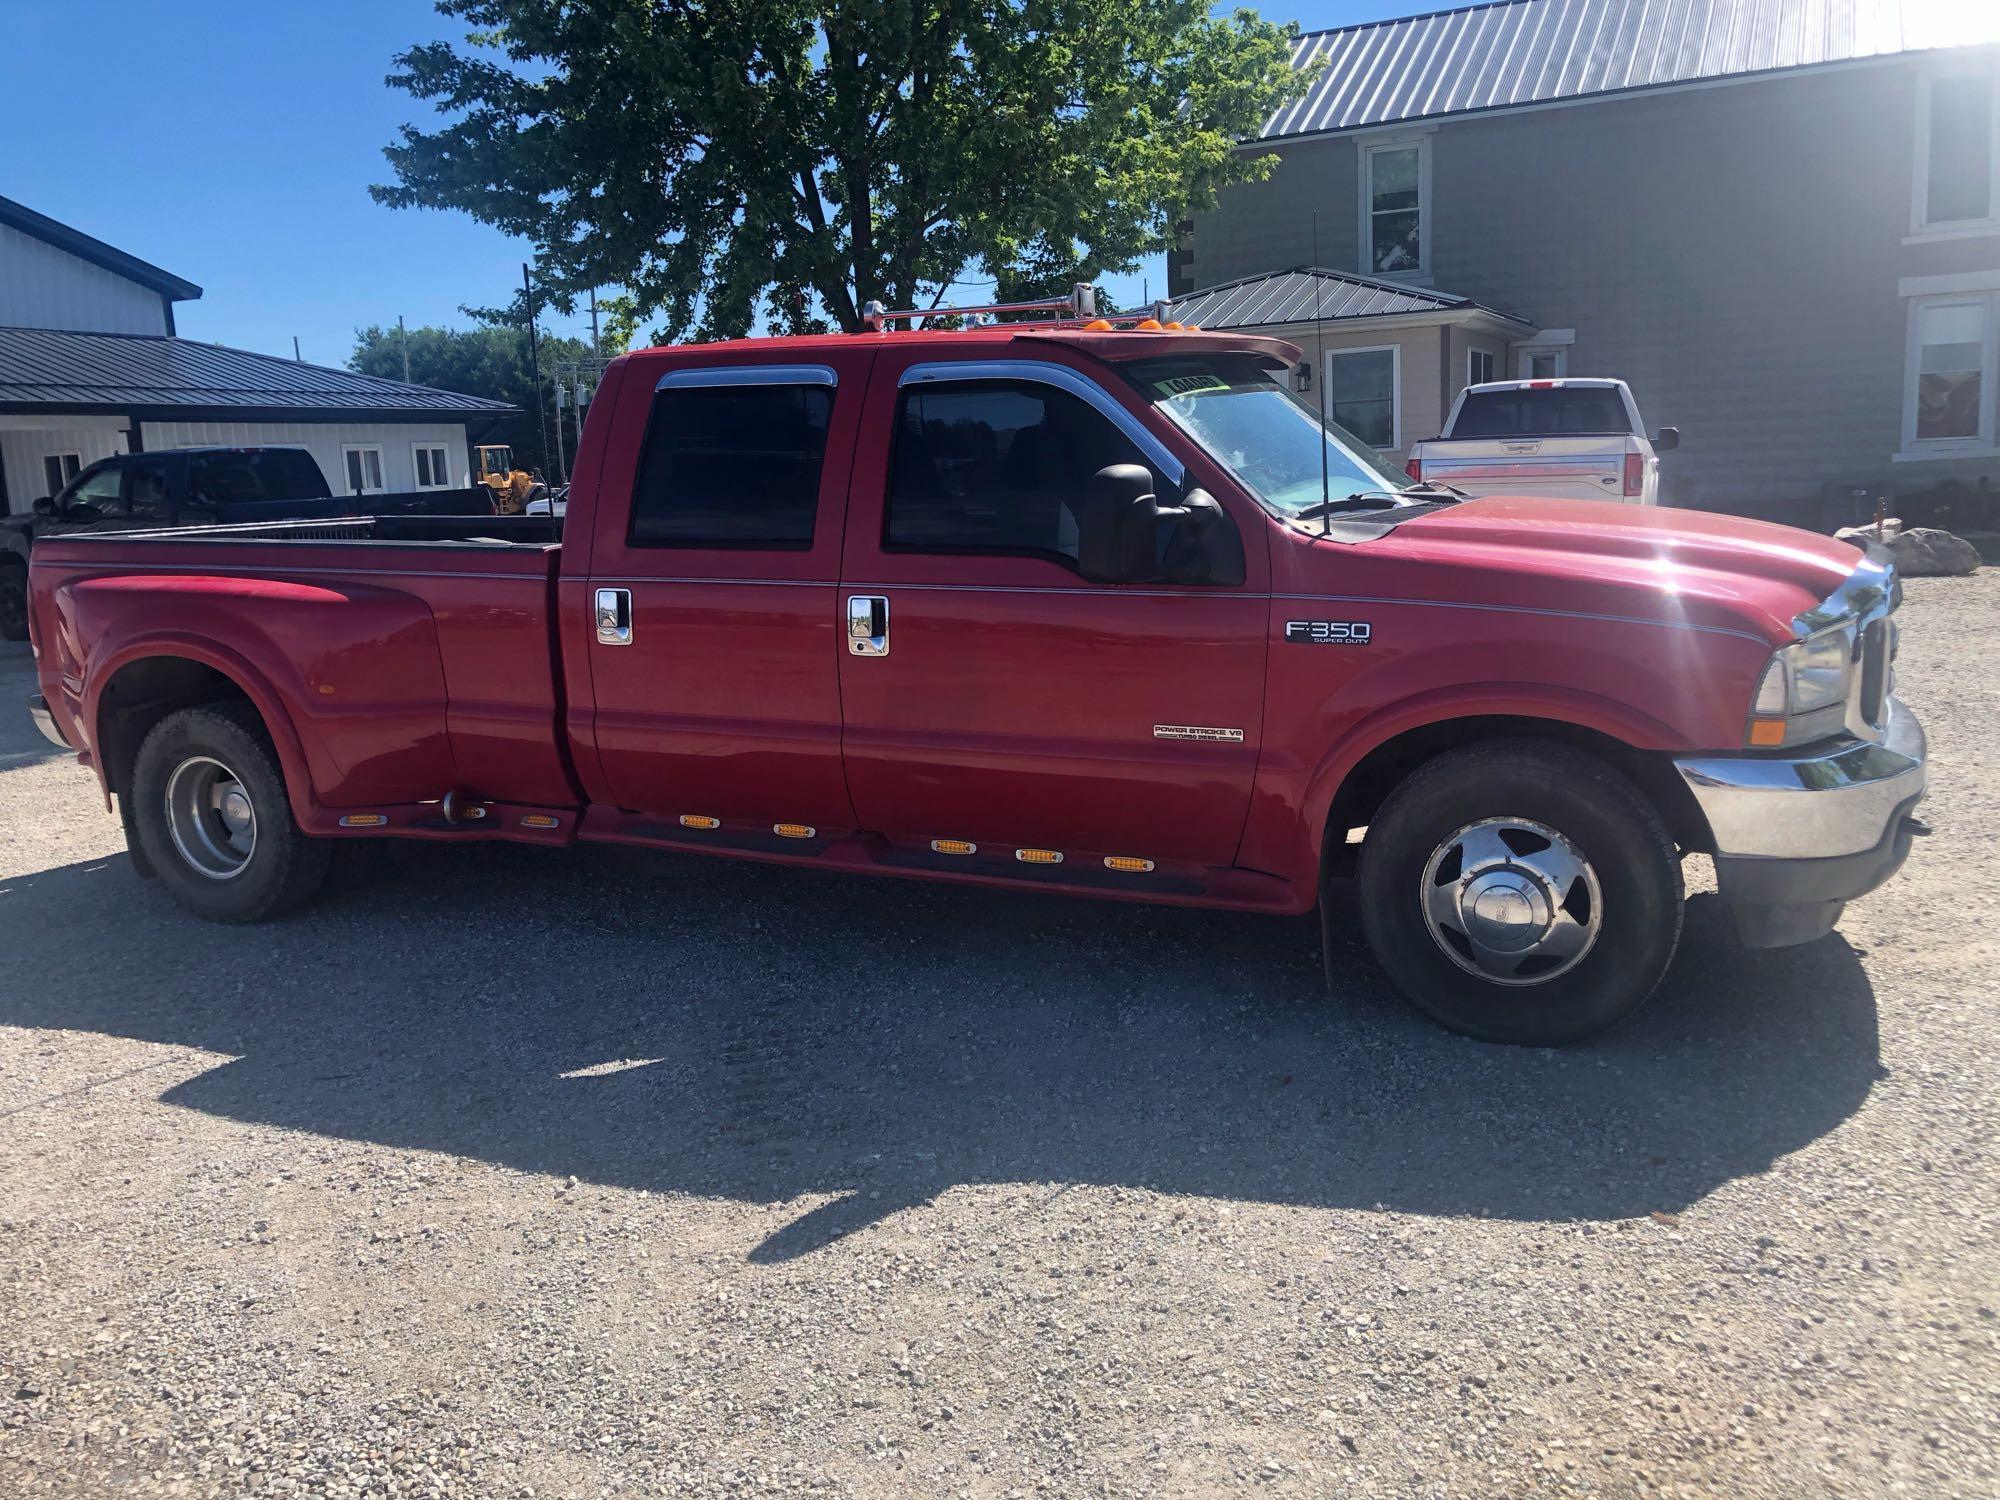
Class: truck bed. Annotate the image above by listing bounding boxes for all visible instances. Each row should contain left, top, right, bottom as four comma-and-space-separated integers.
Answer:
29, 512, 577, 823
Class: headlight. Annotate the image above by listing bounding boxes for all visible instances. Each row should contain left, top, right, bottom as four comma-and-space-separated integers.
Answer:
1747, 628, 1854, 746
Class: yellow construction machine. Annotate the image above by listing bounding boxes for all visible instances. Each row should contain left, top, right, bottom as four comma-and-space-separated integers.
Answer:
474, 444, 549, 515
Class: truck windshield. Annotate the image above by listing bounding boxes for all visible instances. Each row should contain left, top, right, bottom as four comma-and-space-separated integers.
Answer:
1121, 355, 1416, 518
1451, 386, 1632, 437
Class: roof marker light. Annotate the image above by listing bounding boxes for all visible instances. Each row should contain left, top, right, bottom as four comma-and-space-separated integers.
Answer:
521, 814, 561, 829
930, 838, 977, 855
1015, 848, 1064, 865
773, 822, 816, 839
1104, 855, 1156, 873
679, 814, 721, 830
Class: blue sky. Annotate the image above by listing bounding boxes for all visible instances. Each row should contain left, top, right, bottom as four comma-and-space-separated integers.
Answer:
1, 1, 1407, 364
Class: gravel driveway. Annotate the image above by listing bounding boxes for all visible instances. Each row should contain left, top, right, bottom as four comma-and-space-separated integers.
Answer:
2, 575, 1995, 1498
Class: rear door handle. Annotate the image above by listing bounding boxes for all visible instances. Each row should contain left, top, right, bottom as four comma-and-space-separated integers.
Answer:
595, 587, 633, 646
847, 594, 889, 657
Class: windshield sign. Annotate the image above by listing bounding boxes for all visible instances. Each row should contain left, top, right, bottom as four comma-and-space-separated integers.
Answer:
1123, 356, 1416, 518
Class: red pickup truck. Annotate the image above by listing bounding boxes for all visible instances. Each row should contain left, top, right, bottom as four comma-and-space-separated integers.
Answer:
23, 321, 1927, 1044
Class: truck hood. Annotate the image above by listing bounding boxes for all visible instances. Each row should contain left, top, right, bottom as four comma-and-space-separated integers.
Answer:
1355, 495, 1864, 646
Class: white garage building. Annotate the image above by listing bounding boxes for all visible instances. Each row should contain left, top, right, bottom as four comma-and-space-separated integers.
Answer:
0, 194, 514, 513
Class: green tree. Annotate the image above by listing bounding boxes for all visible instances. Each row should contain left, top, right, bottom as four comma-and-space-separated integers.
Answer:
374, 0, 1310, 339
349, 320, 607, 477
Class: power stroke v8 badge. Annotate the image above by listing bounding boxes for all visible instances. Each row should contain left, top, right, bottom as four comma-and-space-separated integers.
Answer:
1285, 620, 1373, 645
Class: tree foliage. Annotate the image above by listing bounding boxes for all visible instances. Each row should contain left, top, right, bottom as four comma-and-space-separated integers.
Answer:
349, 321, 603, 476
375, 0, 1310, 339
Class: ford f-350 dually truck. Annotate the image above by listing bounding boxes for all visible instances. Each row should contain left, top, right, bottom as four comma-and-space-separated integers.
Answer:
23, 310, 1928, 1045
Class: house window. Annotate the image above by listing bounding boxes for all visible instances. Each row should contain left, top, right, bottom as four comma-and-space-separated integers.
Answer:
412, 443, 453, 490
42, 453, 82, 496
340, 444, 386, 495
1326, 347, 1399, 450
1917, 73, 1997, 231
1906, 295, 1993, 445
1361, 137, 1428, 277
1518, 346, 1569, 379
1467, 349, 1496, 387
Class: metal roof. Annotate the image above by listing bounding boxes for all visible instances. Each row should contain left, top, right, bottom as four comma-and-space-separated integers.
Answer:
1262, 0, 2000, 141
0, 194, 203, 303
0, 328, 517, 418
1165, 266, 1531, 330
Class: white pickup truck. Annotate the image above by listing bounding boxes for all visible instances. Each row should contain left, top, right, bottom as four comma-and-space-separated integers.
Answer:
1404, 378, 1679, 506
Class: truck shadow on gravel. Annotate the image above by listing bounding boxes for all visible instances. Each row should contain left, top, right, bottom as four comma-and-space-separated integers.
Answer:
0, 841, 1884, 1260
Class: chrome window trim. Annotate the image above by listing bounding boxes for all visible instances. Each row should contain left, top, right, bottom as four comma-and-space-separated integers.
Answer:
655, 363, 838, 391
896, 359, 1186, 486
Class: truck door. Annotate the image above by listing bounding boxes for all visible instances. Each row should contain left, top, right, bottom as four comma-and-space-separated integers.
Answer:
835, 350, 1268, 869
579, 351, 873, 833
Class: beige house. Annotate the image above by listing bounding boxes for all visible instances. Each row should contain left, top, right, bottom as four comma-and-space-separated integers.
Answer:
1167, 0, 2000, 527
1165, 267, 1535, 466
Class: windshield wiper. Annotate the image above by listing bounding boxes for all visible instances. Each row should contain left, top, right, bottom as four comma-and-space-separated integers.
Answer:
1402, 478, 1468, 500
1291, 491, 1406, 525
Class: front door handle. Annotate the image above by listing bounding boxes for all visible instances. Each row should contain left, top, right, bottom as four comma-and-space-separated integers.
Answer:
847, 594, 889, 657
595, 587, 633, 646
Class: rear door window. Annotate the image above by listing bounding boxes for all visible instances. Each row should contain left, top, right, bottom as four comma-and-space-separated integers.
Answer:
629, 382, 832, 549
190, 450, 329, 506
1451, 387, 1632, 437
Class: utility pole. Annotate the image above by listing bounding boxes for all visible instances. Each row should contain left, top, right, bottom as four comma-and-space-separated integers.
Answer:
522, 262, 551, 478
588, 287, 601, 362
397, 314, 410, 382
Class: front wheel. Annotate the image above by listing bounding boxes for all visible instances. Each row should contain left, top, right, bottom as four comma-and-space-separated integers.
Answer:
1354, 740, 1683, 1045
129, 703, 330, 922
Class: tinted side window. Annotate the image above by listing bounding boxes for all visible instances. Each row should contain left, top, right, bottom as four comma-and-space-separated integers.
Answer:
125, 461, 171, 521
191, 450, 329, 506
886, 381, 1149, 567
66, 462, 127, 515
629, 383, 832, 549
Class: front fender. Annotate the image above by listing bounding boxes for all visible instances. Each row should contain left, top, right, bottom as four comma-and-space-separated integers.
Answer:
1238, 617, 1770, 894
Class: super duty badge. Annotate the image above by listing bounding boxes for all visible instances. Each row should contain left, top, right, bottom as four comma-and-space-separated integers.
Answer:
1285, 620, 1372, 645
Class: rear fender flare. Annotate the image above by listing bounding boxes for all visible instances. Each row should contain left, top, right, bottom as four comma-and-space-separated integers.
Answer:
85, 635, 317, 824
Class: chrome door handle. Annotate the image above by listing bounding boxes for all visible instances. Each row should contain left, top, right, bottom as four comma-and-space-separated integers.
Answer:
847, 594, 889, 657
595, 587, 633, 646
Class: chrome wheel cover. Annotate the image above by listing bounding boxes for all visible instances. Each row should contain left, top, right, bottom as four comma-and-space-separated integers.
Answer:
1420, 817, 1601, 987
164, 755, 257, 880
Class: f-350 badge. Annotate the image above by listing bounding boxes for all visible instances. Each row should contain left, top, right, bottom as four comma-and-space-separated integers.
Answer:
1285, 620, 1372, 645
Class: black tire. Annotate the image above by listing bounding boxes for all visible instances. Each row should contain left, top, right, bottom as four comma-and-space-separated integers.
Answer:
0, 560, 27, 642
1353, 739, 1683, 1046
129, 702, 330, 922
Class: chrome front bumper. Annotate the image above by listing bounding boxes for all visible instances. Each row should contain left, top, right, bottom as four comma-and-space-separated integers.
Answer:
1673, 697, 1927, 946
28, 693, 71, 749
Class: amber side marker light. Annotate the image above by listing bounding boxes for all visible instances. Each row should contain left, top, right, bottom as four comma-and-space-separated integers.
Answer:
679, 814, 721, 830
521, 814, 561, 829
1748, 719, 1788, 747
1104, 855, 1156, 873
1015, 848, 1064, 865
773, 823, 817, 839
930, 838, 977, 855
338, 814, 387, 828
